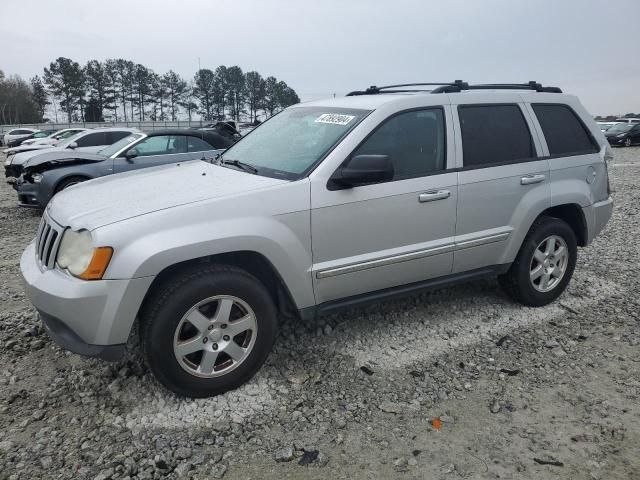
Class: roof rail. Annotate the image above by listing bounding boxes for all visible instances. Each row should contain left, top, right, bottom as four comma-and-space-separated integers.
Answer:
346, 81, 469, 96
346, 80, 562, 96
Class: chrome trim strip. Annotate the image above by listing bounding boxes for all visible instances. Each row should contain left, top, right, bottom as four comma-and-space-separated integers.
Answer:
316, 244, 455, 279
455, 232, 510, 250
315, 231, 511, 280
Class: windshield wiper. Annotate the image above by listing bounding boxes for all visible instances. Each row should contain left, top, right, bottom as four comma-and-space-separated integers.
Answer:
220, 158, 258, 174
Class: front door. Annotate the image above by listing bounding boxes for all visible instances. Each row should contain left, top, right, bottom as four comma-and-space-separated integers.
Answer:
310, 107, 458, 304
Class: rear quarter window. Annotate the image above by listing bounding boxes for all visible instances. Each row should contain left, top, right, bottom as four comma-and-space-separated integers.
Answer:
532, 104, 598, 156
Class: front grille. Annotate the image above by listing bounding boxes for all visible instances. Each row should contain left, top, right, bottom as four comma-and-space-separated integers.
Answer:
35, 214, 63, 269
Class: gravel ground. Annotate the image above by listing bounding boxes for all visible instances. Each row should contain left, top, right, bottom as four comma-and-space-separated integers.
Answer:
0, 149, 639, 480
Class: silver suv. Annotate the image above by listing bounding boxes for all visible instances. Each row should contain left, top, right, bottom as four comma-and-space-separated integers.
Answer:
20, 81, 614, 397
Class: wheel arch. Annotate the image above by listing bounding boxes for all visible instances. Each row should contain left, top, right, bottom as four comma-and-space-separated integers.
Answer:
138, 250, 301, 322
538, 203, 587, 247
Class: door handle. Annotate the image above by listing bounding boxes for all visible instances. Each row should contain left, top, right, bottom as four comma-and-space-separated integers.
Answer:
418, 190, 450, 203
520, 174, 546, 185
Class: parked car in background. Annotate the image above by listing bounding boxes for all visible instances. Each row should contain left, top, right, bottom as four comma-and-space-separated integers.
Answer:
4, 128, 87, 155
614, 118, 640, 124
3, 128, 39, 146
5, 129, 58, 148
4, 128, 135, 179
605, 122, 640, 147
19, 81, 613, 397
15, 129, 233, 208
597, 122, 618, 132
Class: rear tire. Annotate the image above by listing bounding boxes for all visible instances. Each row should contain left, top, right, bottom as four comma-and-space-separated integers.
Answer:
139, 265, 278, 397
499, 216, 577, 307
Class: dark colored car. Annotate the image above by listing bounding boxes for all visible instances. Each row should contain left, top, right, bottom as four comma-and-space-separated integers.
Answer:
15, 129, 234, 208
6, 129, 58, 148
605, 123, 640, 147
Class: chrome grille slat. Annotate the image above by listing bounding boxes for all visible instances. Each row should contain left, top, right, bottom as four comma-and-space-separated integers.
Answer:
39, 225, 51, 261
35, 214, 63, 270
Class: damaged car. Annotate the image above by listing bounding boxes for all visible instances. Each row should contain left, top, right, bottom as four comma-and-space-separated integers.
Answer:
5, 127, 135, 179
15, 129, 234, 208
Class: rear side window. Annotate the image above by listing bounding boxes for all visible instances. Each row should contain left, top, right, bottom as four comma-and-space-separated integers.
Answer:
459, 104, 534, 168
76, 132, 108, 147
187, 136, 214, 152
532, 104, 598, 156
106, 131, 131, 144
352, 108, 446, 180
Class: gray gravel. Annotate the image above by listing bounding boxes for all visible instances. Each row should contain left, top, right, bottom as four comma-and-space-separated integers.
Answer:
1, 149, 639, 479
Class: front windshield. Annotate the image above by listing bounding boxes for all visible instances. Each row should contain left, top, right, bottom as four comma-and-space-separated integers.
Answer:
221, 107, 370, 179
98, 133, 143, 157
607, 124, 632, 134
33, 131, 51, 138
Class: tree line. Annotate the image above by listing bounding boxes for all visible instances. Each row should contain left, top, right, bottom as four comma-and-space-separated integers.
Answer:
0, 57, 300, 125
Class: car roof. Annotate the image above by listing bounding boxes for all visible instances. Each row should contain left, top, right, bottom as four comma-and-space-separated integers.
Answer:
83, 127, 140, 132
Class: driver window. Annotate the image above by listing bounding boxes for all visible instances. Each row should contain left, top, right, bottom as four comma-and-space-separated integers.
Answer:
351, 108, 446, 180
129, 135, 187, 157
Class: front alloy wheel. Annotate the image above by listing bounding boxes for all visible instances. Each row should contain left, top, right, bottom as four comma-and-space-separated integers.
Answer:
173, 295, 258, 378
624, 137, 632, 147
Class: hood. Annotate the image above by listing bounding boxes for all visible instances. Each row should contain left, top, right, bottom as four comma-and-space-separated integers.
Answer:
12, 146, 103, 166
605, 131, 627, 137
23, 150, 106, 172
5, 143, 55, 155
47, 160, 288, 230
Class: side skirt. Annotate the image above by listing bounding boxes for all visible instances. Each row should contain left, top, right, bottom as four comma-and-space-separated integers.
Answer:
299, 264, 511, 321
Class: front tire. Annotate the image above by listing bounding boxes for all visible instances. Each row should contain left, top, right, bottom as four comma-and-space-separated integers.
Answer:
624, 137, 632, 147
55, 176, 89, 193
140, 265, 278, 397
499, 216, 577, 307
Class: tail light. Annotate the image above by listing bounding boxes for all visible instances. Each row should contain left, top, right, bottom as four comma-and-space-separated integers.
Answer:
603, 145, 613, 195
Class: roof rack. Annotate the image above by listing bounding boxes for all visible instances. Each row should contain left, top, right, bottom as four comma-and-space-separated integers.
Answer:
346, 80, 562, 96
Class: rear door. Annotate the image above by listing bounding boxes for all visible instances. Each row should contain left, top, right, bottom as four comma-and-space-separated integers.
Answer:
113, 134, 191, 173
452, 97, 550, 273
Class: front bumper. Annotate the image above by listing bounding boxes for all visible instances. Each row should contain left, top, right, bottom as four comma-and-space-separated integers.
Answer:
20, 242, 155, 361
15, 179, 44, 208
605, 136, 625, 146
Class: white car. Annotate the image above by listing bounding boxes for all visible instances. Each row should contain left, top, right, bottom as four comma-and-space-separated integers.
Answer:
3, 128, 39, 146
5, 128, 87, 155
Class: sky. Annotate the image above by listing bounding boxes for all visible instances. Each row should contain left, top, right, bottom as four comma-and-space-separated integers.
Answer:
1, 0, 638, 116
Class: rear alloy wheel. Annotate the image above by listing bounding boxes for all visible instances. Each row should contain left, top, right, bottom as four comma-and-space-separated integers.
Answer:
624, 137, 632, 147
499, 216, 577, 307
140, 265, 277, 397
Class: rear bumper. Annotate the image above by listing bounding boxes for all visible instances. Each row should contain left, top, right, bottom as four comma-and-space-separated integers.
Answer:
583, 196, 613, 245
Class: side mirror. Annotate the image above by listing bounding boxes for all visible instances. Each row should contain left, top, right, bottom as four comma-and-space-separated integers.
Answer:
328, 154, 394, 190
125, 148, 139, 161
67, 142, 78, 149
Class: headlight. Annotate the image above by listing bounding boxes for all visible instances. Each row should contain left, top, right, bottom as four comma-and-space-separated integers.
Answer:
617, 134, 626, 138
4, 155, 13, 166
32, 173, 43, 183
56, 229, 113, 280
